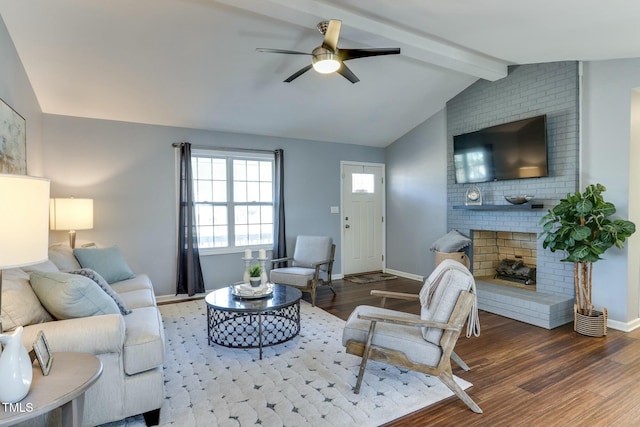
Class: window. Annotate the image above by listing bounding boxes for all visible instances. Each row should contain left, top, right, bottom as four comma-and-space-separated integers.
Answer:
192, 150, 274, 251
351, 173, 375, 193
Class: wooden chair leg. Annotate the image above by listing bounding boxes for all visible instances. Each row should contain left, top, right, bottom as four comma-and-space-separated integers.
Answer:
451, 351, 470, 371
310, 279, 318, 306
354, 320, 377, 394
437, 369, 483, 413
320, 278, 336, 295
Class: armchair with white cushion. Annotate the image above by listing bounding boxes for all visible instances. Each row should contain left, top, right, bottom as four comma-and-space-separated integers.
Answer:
341, 259, 482, 413
269, 235, 336, 306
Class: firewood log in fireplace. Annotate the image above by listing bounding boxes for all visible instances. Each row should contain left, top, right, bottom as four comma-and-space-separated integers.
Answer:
495, 259, 536, 285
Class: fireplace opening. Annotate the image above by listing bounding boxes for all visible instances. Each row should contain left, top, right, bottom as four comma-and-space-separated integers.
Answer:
495, 258, 536, 285
471, 230, 537, 291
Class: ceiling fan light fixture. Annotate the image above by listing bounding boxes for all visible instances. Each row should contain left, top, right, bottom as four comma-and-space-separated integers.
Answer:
257, 20, 399, 83
312, 52, 340, 74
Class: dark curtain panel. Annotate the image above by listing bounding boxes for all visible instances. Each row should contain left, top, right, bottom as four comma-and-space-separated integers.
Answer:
273, 149, 287, 266
176, 142, 205, 296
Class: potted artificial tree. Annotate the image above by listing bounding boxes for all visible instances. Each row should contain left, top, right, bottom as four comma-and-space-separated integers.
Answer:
540, 184, 636, 336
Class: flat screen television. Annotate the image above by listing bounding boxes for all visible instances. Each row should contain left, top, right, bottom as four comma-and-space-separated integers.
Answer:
453, 115, 548, 184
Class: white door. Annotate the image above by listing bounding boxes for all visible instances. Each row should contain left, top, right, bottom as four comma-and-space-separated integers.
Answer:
342, 162, 385, 275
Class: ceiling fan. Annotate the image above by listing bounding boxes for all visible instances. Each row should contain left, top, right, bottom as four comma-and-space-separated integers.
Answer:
256, 19, 400, 84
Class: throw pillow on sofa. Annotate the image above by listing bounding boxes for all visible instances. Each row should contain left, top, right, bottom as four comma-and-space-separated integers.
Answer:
73, 246, 136, 284
67, 268, 132, 315
48, 243, 82, 270
29, 271, 120, 320
0, 268, 53, 331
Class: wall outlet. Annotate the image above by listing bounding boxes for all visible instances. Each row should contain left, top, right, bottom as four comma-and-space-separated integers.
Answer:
330, 206, 339, 214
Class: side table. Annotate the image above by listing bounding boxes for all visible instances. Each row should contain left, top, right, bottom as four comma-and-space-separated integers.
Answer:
0, 352, 103, 427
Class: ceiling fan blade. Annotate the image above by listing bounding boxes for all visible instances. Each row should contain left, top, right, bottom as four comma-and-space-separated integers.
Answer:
336, 63, 360, 84
256, 48, 311, 55
284, 65, 313, 83
339, 48, 401, 61
322, 19, 342, 52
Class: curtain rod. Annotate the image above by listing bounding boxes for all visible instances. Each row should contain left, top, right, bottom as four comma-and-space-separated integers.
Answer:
172, 142, 276, 155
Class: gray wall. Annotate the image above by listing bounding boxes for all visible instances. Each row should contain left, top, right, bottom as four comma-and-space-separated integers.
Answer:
385, 108, 448, 278
582, 59, 640, 325
0, 17, 44, 176
41, 115, 384, 297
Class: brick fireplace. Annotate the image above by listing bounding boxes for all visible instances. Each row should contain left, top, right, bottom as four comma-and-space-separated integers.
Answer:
445, 62, 580, 329
447, 203, 575, 328
448, 208, 575, 328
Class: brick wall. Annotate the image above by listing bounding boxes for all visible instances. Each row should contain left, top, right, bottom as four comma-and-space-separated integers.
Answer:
447, 62, 579, 300
472, 231, 499, 277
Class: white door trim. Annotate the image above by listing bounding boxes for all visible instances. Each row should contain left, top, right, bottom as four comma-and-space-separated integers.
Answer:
340, 161, 386, 276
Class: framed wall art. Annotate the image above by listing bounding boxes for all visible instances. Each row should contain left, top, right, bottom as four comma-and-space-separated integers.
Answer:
0, 96, 26, 175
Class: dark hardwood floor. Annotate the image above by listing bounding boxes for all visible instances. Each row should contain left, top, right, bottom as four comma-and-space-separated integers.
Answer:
307, 276, 640, 427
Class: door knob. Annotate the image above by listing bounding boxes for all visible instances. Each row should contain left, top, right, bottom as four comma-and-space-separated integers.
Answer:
345, 224, 350, 229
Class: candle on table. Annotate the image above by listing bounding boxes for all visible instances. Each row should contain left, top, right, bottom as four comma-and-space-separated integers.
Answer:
244, 249, 252, 259
259, 249, 266, 259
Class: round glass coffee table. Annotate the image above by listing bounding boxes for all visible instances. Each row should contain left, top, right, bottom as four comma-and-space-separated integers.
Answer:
205, 284, 302, 359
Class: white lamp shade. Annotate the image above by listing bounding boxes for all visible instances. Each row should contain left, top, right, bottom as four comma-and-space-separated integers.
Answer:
0, 174, 50, 269
50, 198, 93, 231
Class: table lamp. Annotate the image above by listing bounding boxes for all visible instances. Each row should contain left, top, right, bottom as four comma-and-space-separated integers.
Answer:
0, 174, 49, 403
49, 197, 93, 249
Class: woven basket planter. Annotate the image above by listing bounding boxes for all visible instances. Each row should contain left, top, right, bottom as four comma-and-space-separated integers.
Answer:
574, 304, 607, 337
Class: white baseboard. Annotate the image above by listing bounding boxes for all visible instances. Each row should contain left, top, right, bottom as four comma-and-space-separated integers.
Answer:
607, 317, 640, 332
156, 293, 206, 304
383, 268, 424, 282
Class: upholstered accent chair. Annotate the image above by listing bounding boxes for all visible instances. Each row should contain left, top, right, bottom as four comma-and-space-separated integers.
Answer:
270, 235, 336, 306
342, 259, 482, 413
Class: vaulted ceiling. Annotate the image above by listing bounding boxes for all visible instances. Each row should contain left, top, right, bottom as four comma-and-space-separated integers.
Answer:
2, 1, 640, 147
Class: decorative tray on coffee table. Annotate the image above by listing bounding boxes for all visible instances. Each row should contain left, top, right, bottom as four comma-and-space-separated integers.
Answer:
230, 283, 274, 299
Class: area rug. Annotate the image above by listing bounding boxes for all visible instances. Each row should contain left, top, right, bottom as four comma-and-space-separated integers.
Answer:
101, 299, 471, 427
344, 273, 398, 284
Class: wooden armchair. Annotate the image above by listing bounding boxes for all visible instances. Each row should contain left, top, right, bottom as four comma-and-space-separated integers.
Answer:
368, 289, 471, 371
341, 259, 482, 413
270, 235, 336, 306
